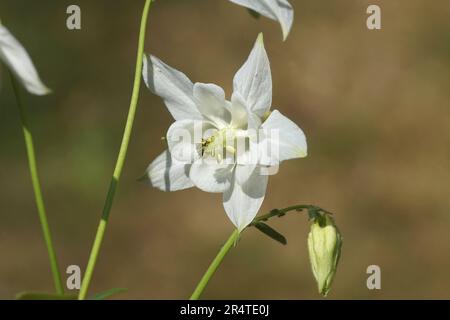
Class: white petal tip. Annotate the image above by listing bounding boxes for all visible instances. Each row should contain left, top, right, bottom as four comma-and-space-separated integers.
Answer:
23, 83, 52, 96
256, 32, 264, 45
142, 53, 148, 65
33, 87, 52, 96
281, 23, 292, 41
299, 150, 308, 158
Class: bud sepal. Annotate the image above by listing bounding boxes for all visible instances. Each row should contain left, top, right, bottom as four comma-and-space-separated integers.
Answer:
307, 213, 342, 297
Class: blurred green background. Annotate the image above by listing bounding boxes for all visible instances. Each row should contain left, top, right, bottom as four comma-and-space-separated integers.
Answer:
1, 0, 450, 299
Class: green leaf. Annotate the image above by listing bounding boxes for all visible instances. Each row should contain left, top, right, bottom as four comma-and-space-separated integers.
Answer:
254, 222, 287, 245
90, 288, 128, 300
247, 8, 261, 19
15, 292, 77, 300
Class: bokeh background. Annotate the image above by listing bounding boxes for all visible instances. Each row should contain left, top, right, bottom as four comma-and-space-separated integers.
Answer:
1, 0, 450, 299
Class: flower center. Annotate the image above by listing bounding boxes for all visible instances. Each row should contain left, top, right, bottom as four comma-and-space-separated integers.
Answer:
201, 128, 237, 162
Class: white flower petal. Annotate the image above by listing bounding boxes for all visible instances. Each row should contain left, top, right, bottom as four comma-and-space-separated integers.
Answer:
167, 119, 212, 163
0, 24, 50, 95
230, 92, 249, 129
247, 112, 262, 131
235, 163, 256, 185
276, 0, 294, 41
223, 165, 268, 231
189, 159, 234, 193
259, 109, 307, 165
143, 54, 202, 121
233, 33, 272, 118
193, 83, 231, 128
228, 0, 294, 40
143, 150, 194, 192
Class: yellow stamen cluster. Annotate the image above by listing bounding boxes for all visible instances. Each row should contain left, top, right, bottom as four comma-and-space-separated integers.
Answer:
201, 128, 236, 162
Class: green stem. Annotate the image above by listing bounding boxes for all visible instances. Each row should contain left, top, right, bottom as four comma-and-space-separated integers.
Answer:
190, 229, 240, 300
189, 204, 328, 299
9, 72, 65, 295
250, 204, 314, 225
78, 0, 153, 300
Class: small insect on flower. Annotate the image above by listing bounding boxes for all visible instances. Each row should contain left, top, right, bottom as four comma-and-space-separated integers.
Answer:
201, 135, 216, 158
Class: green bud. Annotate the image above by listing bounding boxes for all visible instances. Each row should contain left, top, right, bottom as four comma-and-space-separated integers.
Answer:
307, 214, 342, 297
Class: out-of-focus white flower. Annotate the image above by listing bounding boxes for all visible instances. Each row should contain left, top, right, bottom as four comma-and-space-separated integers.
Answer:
142, 33, 306, 231
228, 0, 294, 40
0, 22, 50, 95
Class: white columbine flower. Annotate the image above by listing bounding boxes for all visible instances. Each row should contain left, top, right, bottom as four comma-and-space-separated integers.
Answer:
228, 0, 294, 40
143, 33, 307, 231
0, 22, 50, 95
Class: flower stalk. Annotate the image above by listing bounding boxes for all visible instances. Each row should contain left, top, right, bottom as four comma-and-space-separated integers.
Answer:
189, 204, 327, 299
9, 71, 64, 295
78, 0, 153, 300
190, 229, 240, 300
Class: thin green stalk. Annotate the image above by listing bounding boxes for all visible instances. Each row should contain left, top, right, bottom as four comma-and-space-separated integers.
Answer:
252, 205, 331, 226
78, 0, 153, 300
9, 71, 64, 295
190, 229, 240, 300
190, 205, 328, 299
251, 205, 313, 225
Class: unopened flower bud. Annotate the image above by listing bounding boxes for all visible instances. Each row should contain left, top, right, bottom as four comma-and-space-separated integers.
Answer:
307, 214, 342, 297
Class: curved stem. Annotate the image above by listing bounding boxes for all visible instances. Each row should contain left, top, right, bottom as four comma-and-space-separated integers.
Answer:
250, 204, 318, 225
9, 71, 64, 295
189, 204, 328, 299
190, 229, 240, 300
78, 0, 153, 300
